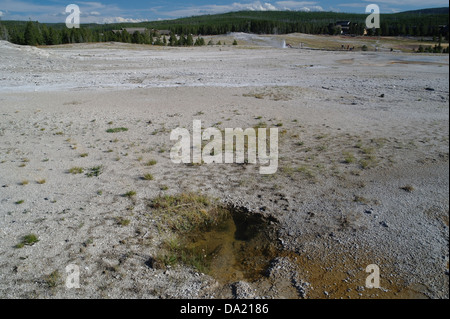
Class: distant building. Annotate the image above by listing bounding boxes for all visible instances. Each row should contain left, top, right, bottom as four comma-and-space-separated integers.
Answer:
335, 21, 351, 35
156, 30, 171, 36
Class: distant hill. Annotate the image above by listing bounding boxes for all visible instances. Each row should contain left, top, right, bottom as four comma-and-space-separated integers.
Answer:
1, 7, 448, 46
399, 7, 448, 15
1, 7, 449, 30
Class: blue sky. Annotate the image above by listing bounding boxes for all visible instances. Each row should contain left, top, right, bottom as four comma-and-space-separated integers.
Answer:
0, 0, 448, 23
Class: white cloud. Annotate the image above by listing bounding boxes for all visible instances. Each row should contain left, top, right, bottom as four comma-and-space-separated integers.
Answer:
0, 10, 3, 17
274, 1, 324, 11
0, 0, 124, 22
337, 3, 368, 8
102, 16, 149, 24
159, 1, 324, 17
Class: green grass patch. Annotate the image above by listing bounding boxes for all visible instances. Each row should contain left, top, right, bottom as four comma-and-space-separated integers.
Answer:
145, 159, 157, 166
68, 167, 84, 174
142, 173, 154, 181
45, 270, 61, 288
343, 152, 356, 164
150, 193, 229, 233
85, 165, 103, 177
106, 127, 128, 133
149, 193, 233, 273
16, 234, 39, 248
116, 217, 131, 226
123, 190, 137, 198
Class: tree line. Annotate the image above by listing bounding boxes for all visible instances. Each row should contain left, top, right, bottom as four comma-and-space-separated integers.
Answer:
0, 9, 448, 48
0, 21, 211, 47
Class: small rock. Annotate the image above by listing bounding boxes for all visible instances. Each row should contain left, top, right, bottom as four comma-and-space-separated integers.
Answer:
425, 87, 435, 91
232, 281, 256, 299
380, 221, 389, 228
379, 94, 385, 98
324, 291, 329, 296
364, 209, 373, 215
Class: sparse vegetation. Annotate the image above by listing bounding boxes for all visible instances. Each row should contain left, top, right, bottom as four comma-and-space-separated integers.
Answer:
16, 234, 39, 248
116, 217, 131, 226
45, 270, 61, 288
123, 190, 137, 198
37, 179, 46, 184
296, 166, 316, 179
86, 165, 103, 177
150, 193, 229, 233
106, 127, 128, 133
343, 152, 356, 164
142, 173, 154, 181
68, 167, 84, 174
145, 159, 157, 166
150, 193, 232, 272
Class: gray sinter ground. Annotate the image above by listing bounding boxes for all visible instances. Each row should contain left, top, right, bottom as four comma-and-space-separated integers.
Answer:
0, 39, 448, 299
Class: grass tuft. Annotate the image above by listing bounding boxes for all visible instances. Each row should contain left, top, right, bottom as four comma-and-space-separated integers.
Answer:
145, 159, 157, 166
142, 173, 154, 181
45, 270, 61, 288
106, 127, 128, 133
16, 234, 39, 248
68, 167, 84, 174
85, 165, 103, 177
123, 190, 136, 198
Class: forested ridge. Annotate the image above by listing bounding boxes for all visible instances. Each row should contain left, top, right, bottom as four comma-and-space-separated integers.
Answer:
0, 8, 448, 48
